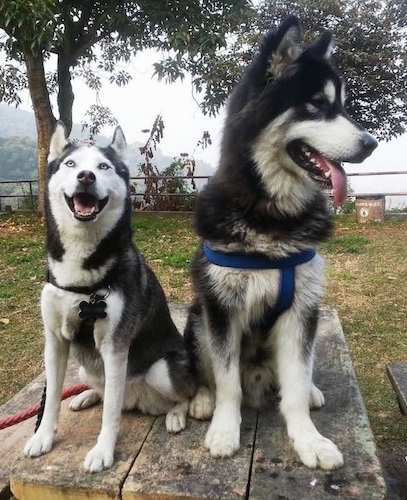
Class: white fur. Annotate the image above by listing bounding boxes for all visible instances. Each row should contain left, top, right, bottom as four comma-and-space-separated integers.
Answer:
252, 110, 315, 214
145, 359, 180, 402
322, 81, 336, 104
48, 122, 68, 162
189, 385, 215, 420
285, 115, 374, 162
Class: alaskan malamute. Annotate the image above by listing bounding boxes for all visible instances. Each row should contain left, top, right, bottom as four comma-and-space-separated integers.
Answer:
24, 123, 196, 472
184, 16, 377, 470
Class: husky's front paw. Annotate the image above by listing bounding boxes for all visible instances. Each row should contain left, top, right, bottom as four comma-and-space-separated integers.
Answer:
294, 431, 343, 470
166, 402, 188, 433
69, 389, 101, 411
189, 386, 215, 420
84, 444, 114, 473
24, 431, 54, 457
205, 411, 241, 457
309, 384, 325, 410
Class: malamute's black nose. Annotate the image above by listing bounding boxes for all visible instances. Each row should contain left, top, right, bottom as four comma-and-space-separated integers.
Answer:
361, 132, 378, 156
77, 170, 96, 185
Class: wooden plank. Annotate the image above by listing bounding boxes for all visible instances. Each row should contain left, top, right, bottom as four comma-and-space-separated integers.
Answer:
249, 309, 386, 499
0, 364, 78, 499
122, 409, 258, 499
10, 400, 156, 500
386, 362, 407, 415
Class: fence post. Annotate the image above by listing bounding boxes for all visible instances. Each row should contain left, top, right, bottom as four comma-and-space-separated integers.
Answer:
29, 181, 34, 211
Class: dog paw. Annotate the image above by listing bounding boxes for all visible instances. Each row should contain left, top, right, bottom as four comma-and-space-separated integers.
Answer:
165, 402, 188, 433
309, 384, 325, 410
189, 386, 215, 420
84, 444, 114, 473
24, 431, 54, 457
69, 389, 101, 411
205, 413, 240, 457
294, 432, 343, 470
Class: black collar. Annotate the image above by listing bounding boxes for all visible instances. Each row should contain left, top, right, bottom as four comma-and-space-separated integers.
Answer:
46, 269, 110, 296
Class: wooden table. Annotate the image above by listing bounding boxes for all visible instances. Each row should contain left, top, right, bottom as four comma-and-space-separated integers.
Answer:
2, 306, 385, 499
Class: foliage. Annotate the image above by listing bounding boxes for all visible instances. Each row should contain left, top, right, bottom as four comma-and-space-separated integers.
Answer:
156, 0, 407, 140
0, 0, 252, 133
133, 115, 209, 211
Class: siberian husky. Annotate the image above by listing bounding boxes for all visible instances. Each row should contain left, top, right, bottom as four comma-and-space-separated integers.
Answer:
24, 122, 196, 472
184, 16, 377, 470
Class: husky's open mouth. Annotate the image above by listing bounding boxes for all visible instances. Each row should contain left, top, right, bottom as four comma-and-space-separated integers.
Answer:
287, 140, 347, 205
64, 193, 109, 221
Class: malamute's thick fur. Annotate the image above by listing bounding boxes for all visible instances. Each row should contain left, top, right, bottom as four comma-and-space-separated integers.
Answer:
24, 123, 196, 472
184, 16, 377, 470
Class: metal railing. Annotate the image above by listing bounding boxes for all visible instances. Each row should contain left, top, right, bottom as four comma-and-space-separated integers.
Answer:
1, 171, 407, 212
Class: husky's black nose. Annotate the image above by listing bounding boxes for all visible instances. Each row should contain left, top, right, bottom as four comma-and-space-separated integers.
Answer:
77, 170, 96, 185
361, 132, 378, 156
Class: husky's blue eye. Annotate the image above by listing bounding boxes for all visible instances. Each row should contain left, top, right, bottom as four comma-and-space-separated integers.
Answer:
98, 163, 110, 170
65, 160, 75, 167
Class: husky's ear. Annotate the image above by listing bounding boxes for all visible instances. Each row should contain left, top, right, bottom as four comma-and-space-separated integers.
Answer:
268, 16, 302, 79
308, 31, 334, 59
110, 126, 127, 159
48, 121, 69, 162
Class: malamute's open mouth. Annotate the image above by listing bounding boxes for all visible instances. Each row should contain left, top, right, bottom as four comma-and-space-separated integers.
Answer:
64, 193, 109, 221
287, 140, 347, 205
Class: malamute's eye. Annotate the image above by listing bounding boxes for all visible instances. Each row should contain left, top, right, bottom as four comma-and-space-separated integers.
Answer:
98, 163, 111, 170
307, 98, 328, 112
65, 160, 75, 167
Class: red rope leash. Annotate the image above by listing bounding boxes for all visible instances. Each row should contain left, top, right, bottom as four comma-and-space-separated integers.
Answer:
0, 384, 89, 431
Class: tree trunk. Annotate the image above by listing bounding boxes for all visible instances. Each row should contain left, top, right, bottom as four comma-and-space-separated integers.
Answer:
57, 52, 75, 135
25, 52, 56, 214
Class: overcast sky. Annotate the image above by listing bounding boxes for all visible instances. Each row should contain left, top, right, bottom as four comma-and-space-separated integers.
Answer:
17, 49, 407, 205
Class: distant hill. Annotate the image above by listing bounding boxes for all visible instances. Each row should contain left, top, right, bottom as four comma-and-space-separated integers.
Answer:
0, 104, 215, 181
0, 105, 36, 139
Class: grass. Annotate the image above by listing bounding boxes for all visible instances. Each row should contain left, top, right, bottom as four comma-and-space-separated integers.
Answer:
1, 212, 407, 454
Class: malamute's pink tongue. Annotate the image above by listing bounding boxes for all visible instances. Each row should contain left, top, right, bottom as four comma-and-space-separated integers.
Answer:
311, 152, 347, 206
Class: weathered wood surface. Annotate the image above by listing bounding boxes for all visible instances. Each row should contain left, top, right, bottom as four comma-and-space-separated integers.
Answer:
386, 362, 407, 415
122, 409, 257, 500
249, 309, 385, 499
0, 364, 78, 499
6, 306, 386, 499
10, 407, 155, 500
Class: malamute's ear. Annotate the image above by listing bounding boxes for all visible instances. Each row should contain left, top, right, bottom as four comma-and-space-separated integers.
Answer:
268, 15, 302, 78
110, 126, 127, 159
307, 31, 334, 59
48, 121, 69, 162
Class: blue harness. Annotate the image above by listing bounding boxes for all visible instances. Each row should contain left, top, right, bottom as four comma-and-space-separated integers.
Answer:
203, 242, 317, 330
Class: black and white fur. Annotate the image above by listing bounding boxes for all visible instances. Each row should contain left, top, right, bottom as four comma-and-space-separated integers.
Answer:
184, 16, 377, 470
24, 123, 196, 472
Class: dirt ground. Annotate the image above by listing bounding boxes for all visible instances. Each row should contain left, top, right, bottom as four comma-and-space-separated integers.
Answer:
378, 441, 407, 499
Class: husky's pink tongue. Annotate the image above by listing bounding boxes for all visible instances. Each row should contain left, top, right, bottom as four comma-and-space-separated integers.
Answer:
310, 152, 347, 206
74, 195, 98, 215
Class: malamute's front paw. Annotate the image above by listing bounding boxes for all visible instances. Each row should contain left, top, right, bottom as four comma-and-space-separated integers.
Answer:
205, 412, 240, 457
189, 386, 215, 420
24, 431, 54, 457
165, 401, 188, 433
293, 431, 343, 470
84, 443, 114, 473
